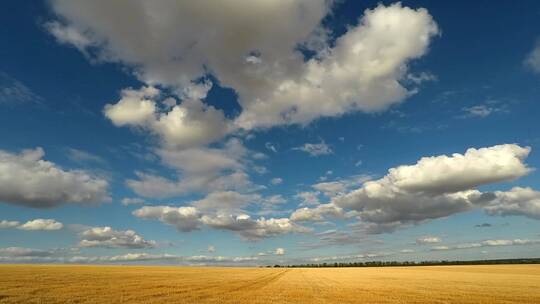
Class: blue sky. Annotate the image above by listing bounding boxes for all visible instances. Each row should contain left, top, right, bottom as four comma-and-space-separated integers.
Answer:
1, 0, 540, 265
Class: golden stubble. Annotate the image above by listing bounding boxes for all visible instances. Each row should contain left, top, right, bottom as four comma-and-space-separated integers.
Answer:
0, 264, 539, 303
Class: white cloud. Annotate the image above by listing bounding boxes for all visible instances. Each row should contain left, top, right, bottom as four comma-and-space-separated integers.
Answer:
0, 247, 54, 258
66, 148, 106, 164
0, 147, 111, 208
485, 187, 540, 220
48, 1, 438, 132
207, 245, 216, 253
271, 178, 283, 185
290, 203, 347, 222
265, 143, 278, 153
461, 105, 494, 118
126, 139, 260, 198
274, 248, 285, 255
0, 248, 260, 265
293, 141, 333, 156
133, 206, 201, 232
460, 103, 507, 119
431, 239, 540, 251
192, 191, 259, 213
312, 175, 371, 198
406, 72, 437, 84
104, 86, 158, 126
416, 236, 441, 245
525, 41, 540, 73
0, 220, 20, 229
121, 197, 145, 206
295, 191, 321, 206
329, 144, 532, 233
200, 214, 310, 241
133, 204, 308, 241
18, 219, 63, 231
79, 226, 156, 249
104, 86, 229, 148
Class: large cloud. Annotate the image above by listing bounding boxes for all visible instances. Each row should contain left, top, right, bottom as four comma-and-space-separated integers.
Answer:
48, 1, 439, 131
0, 148, 111, 208
294, 144, 533, 233
79, 226, 156, 249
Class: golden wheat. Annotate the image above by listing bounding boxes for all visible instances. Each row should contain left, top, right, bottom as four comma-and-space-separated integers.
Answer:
0, 264, 539, 303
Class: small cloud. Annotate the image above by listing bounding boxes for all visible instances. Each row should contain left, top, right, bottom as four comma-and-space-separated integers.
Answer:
252, 152, 267, 160
459, 103, 508, 119
406, 71, 437, 84
274, 248, 285, 255
67, 148, 106, 164
0, 220, 20, 229
265, 142, 278, 153
416, 236, 441, 245
271, 178, 283, 185
355, 160, 362, 167
18, 219, 63, 231
207, 245, 216, 253
121, 198, 145, 206
525, 40, 540, 73
293, 140, 333, 156
253, 165, 269, 174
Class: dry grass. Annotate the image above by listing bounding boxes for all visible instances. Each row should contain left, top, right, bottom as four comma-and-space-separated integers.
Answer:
0, 264, 539, 303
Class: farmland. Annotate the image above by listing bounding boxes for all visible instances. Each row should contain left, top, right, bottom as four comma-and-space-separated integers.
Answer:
0, 264, 539, 303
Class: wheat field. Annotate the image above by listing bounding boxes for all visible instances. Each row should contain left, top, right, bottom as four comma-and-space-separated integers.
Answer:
0, 264, 539, 303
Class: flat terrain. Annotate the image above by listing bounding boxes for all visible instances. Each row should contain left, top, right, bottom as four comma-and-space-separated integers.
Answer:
0, 264, 539, 303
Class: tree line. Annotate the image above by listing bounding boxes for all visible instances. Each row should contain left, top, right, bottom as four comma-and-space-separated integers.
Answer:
269, 258, 540, 268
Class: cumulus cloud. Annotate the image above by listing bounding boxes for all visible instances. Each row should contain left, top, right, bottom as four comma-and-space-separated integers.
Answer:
48, 1, 438, 133
0, 147, 111, 208
18, 219, 63, 231
291, 203, 348, 222
201, 214, 310, 241
485, 187, 540, 220
293, 141, 333, 156
134, 204, 309, 241
312, 175, 371, 198
0, 220, 20, 229
295, 144, 532, 233
104, 86, 229, 148
126, 139, 260, 198
133, 206, 201, 232
79, 226, 156, 249
416, 236, 441, 245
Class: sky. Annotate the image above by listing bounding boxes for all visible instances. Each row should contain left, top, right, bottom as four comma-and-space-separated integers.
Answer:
1, 0, 540, 266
